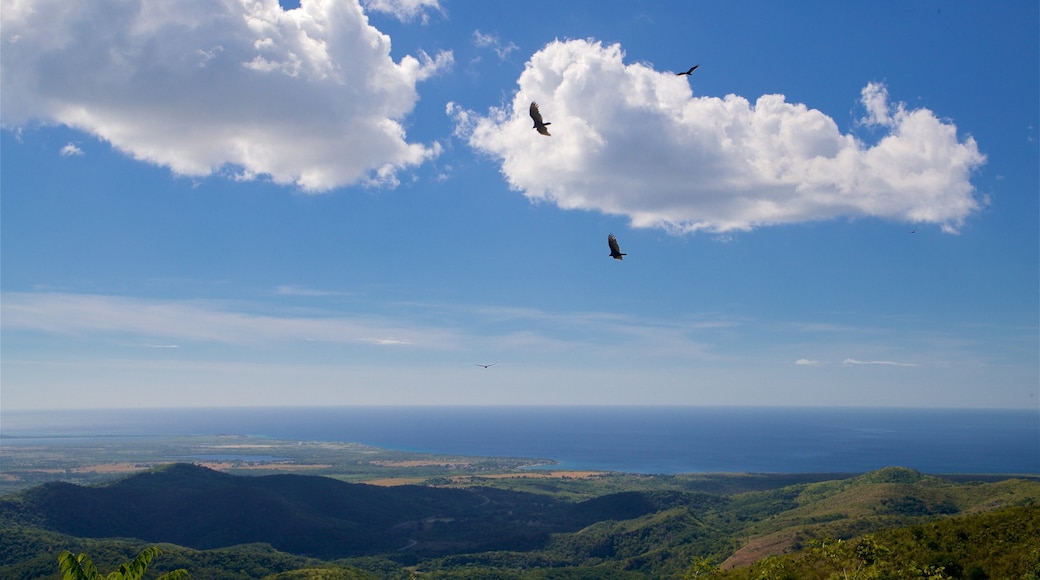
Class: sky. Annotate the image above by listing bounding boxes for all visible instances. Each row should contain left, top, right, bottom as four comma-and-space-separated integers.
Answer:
1, 0, 1037, 410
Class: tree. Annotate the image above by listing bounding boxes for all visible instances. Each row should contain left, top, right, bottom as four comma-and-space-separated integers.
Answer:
682, 556, 721, 578
58, 546, 190, 580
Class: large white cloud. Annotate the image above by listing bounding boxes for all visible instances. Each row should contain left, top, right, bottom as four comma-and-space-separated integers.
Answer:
1, 0, 450, 191
451, 39, 986, 233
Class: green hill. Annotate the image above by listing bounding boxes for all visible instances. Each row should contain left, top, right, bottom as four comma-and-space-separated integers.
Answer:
1, 464, 1037, 579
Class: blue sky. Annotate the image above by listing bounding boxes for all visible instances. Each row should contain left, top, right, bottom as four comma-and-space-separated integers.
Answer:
2, 0, 1037, 410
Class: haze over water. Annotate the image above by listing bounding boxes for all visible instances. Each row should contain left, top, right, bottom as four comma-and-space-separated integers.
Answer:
3, 406, 1037, 475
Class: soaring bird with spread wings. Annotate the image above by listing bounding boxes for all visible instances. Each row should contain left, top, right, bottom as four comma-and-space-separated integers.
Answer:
529, 102, 551, 136
608, 234, 626, 260
677, 65, 699, 76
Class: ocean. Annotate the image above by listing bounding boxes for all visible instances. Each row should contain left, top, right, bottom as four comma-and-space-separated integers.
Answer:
2, 406, 1038, 475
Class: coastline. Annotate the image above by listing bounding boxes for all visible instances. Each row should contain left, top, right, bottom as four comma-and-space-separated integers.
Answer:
2, 406, 1038, 476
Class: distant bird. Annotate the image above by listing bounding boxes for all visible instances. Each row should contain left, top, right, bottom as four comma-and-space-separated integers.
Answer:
475, 363, 498, 368
607, 234, 626, 260
529, 102, 551, 136
676, 65, 699, 76
909, 228, 917, 235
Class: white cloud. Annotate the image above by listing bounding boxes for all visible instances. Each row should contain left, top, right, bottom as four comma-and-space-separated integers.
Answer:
361, 0, 440, 23
1, 0, 451, 191
452, 39, 986, 234
59, 143, 83, 157
843, 358, 918, 367
1, 292, 456, 348
795, 358, 824, 366
274, 284, 352, 297
0, 292, 727, 361
859, 82, 896, 127
473, 29, 518, 60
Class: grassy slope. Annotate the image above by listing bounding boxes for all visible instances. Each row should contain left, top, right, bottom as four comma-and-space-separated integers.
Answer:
719, 504, 1040, 580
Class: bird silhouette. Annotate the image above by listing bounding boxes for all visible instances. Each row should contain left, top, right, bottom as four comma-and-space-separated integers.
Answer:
529, 102, 551, 136
676, 65, 699, 76
608, 234, 626, 260
475, 363, 498, 368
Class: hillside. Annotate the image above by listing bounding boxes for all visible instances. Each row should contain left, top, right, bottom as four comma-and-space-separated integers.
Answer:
718, 504, 1040, 580
1, 465, 1037, 578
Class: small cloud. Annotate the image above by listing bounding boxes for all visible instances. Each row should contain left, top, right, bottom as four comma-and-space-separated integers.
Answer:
843, 358, 918, 367
369, 337, 412, 345
859, 82, 899, 127
795, 358, 824, 366
473, 30, 495, 47
408, 49, 454, 82
194, 45, 223, 68
362, 0, 441, 23
60, 143, 84, 157
473, 29, 518, 60
446, 101, 480, 138
274, 285, 350, 297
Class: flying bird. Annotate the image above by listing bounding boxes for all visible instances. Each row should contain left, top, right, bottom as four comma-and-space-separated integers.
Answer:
475, 363, 498, 368
529, 102, 551, 136
607, 234, 626, 260
676, 65, 699, 76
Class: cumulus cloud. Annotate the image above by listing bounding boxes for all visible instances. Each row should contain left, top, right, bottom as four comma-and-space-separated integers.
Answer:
59, 143, 84, 157
451, 39, 986, 234
1, 0, 451, 191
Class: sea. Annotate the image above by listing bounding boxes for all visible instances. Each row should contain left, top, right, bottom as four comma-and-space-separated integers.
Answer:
2, 406, 1038, 475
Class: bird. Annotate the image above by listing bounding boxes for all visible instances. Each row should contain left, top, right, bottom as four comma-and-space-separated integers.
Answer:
475, 363, 498, 368
909, 228, 917, 235
529, 102, 551, 136
608, 234, 626, 260
676, 65, 699, 76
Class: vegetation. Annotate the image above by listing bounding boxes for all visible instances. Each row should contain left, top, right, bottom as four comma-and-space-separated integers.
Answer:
58, 546, 189, 580
714, 504, 1040, 579
1, 464, 1037, 579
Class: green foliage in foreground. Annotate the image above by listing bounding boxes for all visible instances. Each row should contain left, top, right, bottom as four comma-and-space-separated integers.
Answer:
58, 546, 189, 580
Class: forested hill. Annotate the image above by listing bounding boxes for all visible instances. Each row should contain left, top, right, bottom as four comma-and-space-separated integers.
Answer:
3, 463, 522, 557
6, 463, 720, 559
1, 464, 1038, 578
